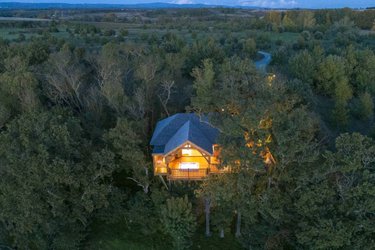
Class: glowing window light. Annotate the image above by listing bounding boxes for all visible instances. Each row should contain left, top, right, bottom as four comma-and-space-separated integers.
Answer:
182, 149, 192, 156
179, 162, 199, 169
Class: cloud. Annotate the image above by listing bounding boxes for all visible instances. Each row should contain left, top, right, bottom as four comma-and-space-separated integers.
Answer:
239, 0, 297, 7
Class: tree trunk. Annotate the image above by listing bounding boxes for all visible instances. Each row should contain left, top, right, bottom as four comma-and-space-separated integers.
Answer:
205, 197, 211, 237
143, 184, 149, 194
220, 228, 225, 238
235, 210, 241, 238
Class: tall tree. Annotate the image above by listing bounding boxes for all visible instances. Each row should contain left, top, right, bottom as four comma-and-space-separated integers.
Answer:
160, 196, 196, 250
332, 75, 353, 126
45, 44, 88, 113
0, 56, 39, 114
104, 118, 151, 193
0, 110, 117, 249
288, 50, 316, 84
295, 133, 375, 249
316, 55, 348, 96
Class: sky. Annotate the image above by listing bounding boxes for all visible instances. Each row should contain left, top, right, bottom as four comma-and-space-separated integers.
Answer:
1, 0, 374, 9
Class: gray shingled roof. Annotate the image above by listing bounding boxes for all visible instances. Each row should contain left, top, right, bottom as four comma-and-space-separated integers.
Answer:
150, 113, 219, 155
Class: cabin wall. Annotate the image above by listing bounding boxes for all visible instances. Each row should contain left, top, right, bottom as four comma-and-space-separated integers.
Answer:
152, 144, 229, 180
153, 155, 167, 175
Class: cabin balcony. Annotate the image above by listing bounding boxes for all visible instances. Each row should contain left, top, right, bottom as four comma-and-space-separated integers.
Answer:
168, 168, 209, 180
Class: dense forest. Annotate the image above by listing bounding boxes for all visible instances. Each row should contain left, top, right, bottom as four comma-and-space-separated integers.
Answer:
0, 7, 374, 250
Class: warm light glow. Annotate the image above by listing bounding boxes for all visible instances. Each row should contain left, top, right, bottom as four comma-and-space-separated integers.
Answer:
262, 147, 276, 165
266, 73, 276, 86
265, 134, 272, 143
182, 149, 192, 156
259, 118, 272, 129
179, 162, 199, 169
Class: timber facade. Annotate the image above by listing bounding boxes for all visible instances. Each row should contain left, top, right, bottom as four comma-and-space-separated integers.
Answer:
150, 113, 229, 180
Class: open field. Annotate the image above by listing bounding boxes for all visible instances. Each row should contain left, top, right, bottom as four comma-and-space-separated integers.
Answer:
0, 17, 50, 21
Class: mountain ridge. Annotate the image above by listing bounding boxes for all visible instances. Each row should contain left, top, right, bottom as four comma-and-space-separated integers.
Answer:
0, 2, 264, 9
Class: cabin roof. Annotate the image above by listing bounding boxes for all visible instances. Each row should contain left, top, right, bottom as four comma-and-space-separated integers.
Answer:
150, 113, 219, 155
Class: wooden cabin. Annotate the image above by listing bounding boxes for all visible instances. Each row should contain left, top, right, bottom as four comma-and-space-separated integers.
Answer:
150, 113, 229, 180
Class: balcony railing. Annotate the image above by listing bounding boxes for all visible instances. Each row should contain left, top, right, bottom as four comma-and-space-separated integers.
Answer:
168, 168, 208, 180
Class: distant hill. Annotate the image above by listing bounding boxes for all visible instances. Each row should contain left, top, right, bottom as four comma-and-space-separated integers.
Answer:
0, 2, 263, 10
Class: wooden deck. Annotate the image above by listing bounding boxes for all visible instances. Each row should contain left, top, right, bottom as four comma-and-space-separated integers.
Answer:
153, 152, 229, 180
168, 168, 208, 180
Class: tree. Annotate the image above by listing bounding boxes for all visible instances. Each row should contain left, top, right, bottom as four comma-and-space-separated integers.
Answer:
282, 14, 297, 31
158, 80, 175, 116
45, 44, 87, 112
328, 17, 359, 47
94, 43, 131, 115
197, 175, 236, 238
0, 56, 39, 114
288, 50, 315, 84
242, 38, 257, 58
316, 55, 348, 96
183, 37, 225, 75
160, 196, 196, 250
355, 92, 374, 121
0, 104, 10, 129
353, 49, 375, 95
298, 11, 316, 30
191, 60, 319, 247
0, 110, 117, 249
104, 118, 150, 193
190, 59, 215, 113
191, 56, 259, 115
219, 76, 319, 248
333, 76, 353, 126
265, 12, 281, 31
295, 133, 375, 249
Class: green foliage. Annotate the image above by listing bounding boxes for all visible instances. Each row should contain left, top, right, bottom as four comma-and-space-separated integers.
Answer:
197, 175, 237, 237
104, 118, 150, 193
295, 133, 375, 249
352, 49, 375, 94
316, 55, 348, 95
0, 55, 39, 114
328, 17, 359, 47
332, 75, 353, 126
0, 110, 117, 249
242, 38, 257, 58
191, 56, 258, 114
190, 59, 215, 112
0, 8, 374, 250
282, 14, 297, 31
0, 103, 10, 129
160, 196, 196, 250
288, 50, 315, 84
355, 92, 374, 120
298, 11, 316, 30
183, 37, 225, 74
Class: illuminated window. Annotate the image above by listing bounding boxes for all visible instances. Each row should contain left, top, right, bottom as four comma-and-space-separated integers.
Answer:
182, 149, 192, 156
179, 162, 199, 169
